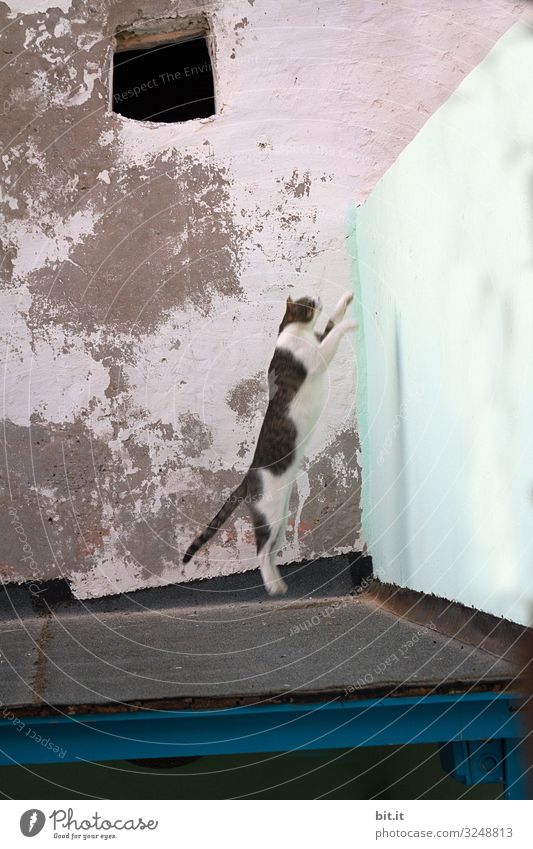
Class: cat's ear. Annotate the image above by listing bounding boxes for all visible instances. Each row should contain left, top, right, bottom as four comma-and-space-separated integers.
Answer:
287, 296, 293, 305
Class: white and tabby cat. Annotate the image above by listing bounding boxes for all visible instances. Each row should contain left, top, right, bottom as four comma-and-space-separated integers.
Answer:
183, 291, 357, 595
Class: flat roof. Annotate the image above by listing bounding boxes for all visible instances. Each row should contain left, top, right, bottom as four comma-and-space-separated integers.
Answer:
0, 557, 520, 716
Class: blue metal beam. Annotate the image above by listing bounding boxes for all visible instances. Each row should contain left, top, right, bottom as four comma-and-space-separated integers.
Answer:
0, 692, 521, 767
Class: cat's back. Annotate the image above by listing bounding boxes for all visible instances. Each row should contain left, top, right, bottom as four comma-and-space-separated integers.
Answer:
250, 330, 323, 474
268, 342, 308, 407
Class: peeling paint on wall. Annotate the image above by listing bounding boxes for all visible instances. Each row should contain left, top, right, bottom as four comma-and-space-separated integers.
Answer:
0, 0, 526, 597
5, 2, 73, 14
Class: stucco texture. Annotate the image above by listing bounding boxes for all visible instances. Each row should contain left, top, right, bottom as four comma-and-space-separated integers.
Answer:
0, 0, 525, 597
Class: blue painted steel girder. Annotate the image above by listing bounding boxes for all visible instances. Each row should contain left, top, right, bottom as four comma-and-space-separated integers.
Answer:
0, 692, 522, 767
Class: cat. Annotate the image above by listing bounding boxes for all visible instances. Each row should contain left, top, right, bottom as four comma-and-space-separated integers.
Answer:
183, 291, 357, 596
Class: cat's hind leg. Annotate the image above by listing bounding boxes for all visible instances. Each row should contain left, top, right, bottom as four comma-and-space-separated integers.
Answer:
260, 550, 287, 597
263, 481, 294, 596
268, 483, 293, 563
263, 502, 290, 596
254, 519, 287, 596
251, 502, 288, 597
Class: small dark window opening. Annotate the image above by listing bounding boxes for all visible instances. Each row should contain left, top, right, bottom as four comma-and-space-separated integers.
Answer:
112, 31, 215, 123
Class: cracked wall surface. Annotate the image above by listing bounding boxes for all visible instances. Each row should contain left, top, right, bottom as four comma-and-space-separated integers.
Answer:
0, 0, 526, 597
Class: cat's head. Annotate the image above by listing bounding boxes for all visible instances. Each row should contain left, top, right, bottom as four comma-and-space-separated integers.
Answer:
279, 295, 322, 332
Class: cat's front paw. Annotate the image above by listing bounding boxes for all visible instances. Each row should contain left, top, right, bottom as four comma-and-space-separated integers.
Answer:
334, 291, 355, 321
341, 319, 358, 333
266, 577, 288, 596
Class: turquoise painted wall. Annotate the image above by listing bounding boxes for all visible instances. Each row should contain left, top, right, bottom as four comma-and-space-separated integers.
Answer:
353, 22, 533, 626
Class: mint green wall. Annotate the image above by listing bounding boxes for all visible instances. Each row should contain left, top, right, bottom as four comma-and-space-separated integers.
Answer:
353, 22, 533, 625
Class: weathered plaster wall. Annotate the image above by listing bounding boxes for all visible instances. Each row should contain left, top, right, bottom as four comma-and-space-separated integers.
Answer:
354, 20, 533, 626
0, 0, 525, 597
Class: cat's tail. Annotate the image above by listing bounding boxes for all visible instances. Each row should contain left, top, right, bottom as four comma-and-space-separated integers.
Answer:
182, 478, 248, 563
